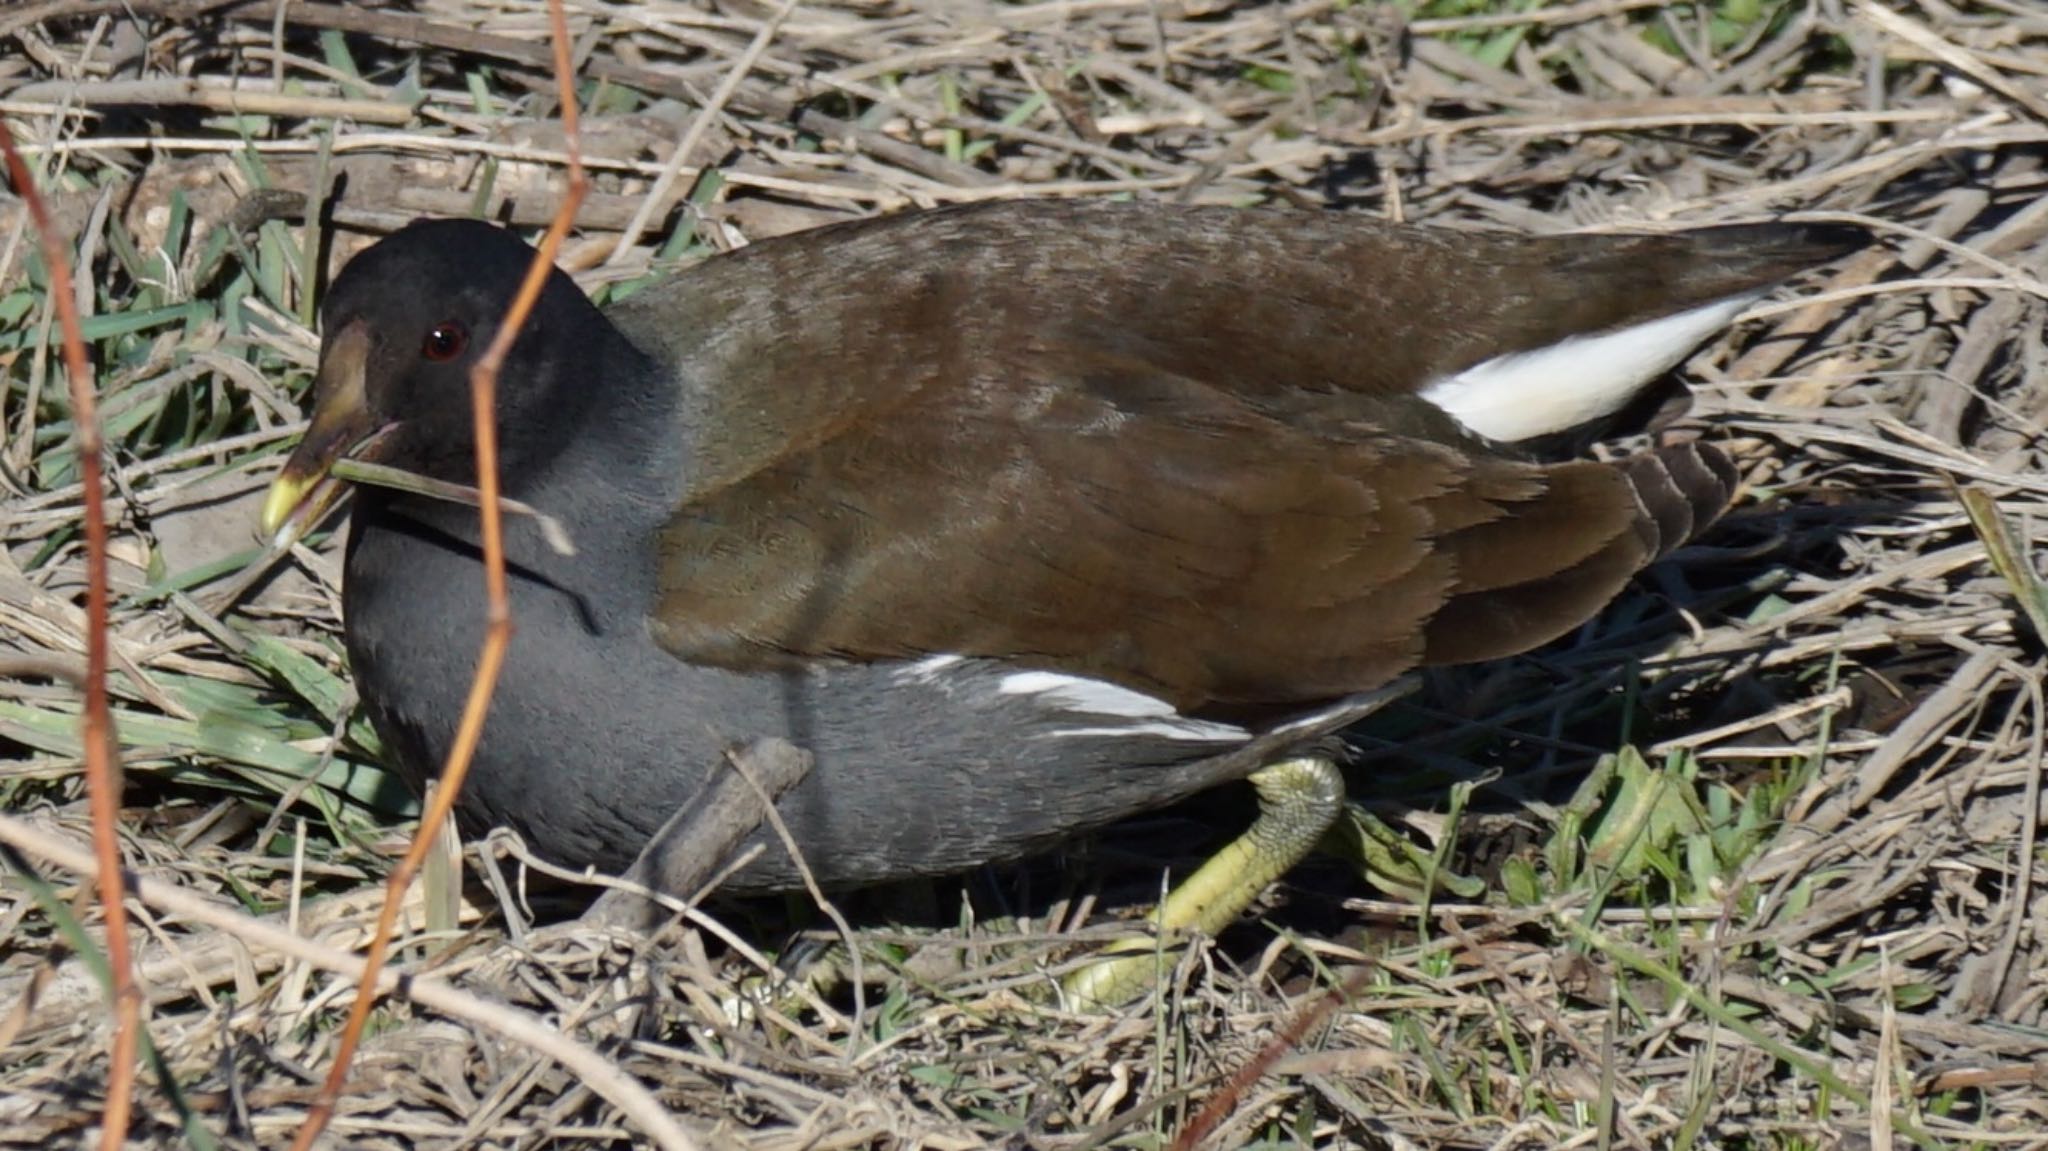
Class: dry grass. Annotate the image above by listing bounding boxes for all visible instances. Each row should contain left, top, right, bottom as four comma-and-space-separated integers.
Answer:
3, 0, 2047, 1147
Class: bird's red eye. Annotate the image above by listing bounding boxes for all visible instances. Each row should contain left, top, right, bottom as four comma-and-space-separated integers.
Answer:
421, 322, 468, 362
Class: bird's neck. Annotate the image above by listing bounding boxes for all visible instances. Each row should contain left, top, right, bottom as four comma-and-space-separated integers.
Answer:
353, 332, 683, 619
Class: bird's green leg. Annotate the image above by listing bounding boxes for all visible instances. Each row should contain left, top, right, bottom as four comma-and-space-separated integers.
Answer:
1061, 756, 1346, 1010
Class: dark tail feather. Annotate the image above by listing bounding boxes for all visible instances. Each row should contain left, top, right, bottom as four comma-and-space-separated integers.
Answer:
1644, 222, 1877, 305
1419, 442, 1739, 667
1618, 441, 1742, 559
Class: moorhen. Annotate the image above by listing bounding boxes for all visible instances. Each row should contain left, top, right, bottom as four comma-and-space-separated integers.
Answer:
261, 200, 1866, 1000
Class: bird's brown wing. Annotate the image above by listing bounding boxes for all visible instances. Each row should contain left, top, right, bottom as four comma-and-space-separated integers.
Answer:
648, 345, 1728, 710
609, 203, 1870, 480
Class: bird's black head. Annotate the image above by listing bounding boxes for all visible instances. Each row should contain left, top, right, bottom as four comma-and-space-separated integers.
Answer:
261, 218, 615, 541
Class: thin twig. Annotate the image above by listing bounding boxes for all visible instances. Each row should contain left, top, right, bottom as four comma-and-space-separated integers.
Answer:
0, 119, 138, 1151
608, 0, 800, 260
287, 0, 590, 1145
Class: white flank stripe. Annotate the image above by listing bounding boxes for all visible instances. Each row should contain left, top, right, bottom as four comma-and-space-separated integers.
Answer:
998, 671, 1250, 743
999, 671, 1178, 717
1048, 720, 1250, 743
896, 653, 968, 684
1418, 294, 1760, 443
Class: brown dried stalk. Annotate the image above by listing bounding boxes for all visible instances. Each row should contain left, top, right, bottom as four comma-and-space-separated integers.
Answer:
285, 0, 591, 1146
0, 120, 139, 1150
